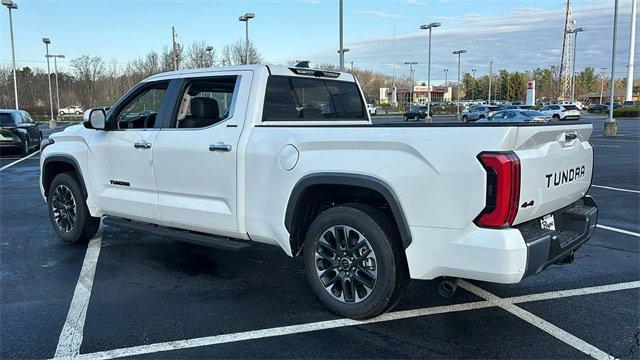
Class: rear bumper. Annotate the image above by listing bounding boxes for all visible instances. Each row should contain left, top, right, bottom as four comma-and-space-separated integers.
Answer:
519, 196, 598, 278
405, 196, 597, 283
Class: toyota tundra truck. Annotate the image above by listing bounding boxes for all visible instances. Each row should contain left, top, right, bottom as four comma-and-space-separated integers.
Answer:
40, 65, 598, 319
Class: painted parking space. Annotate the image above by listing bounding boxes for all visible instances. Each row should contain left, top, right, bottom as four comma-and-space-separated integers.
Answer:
0, 114, 638, 359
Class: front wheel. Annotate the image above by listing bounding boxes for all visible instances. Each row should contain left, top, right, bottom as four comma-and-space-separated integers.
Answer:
553, 114, 561, 121
303, 204, 408, 319
48, 172, 100, 243
20, 136, 30, 155
461, 115, 468, 123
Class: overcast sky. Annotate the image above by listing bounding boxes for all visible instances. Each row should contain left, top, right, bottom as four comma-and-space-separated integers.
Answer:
0, 0, 637, 83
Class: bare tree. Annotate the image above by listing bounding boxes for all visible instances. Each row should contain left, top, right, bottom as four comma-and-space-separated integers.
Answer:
221, 39, 262, 66
185, 41, 216, 68
70, 55, 106, 107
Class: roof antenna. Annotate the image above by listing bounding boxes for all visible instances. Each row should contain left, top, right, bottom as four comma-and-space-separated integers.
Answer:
294, 61, 310, 68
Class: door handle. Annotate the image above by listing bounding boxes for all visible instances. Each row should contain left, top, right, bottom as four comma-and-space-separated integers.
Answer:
209, 144, 232, 152
134, 141, 152, 149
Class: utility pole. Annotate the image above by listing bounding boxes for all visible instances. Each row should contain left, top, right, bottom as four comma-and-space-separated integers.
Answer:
600, 67, 606, 105
625, 0, 637, 101
405, 61, 418, 106
391, 26, 397, 107
46, 54, 64, 113
339, 0, 344, 70
605, 0, 619, 136
3, 0, 18, 109
488, 61, 493, 104
172, 26, 177, 70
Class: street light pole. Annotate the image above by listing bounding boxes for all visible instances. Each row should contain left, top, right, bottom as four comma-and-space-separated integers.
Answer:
42, 38, 56, 127
488, 61, 493, 104
453, 50, 466, 117
605, 0, 619, 137
205, 46, 213, 67
625, 0, 637, 101
599, 67, 606, 105
405, 61, 418, 107
471, 68, 477, 100
3, 0, 18, 109
339, 0, 344, 70
420, 22, 441, 122
567, 27, 586, 102
238, 13, 255, 65
46, 54, 64, 114
444, 69, 448, 87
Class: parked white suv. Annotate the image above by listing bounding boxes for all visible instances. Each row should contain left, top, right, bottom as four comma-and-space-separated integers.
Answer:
540, 104, 581, 121
59, 106, 83, 115
40, 65, 598, 319
366, 103, 377, 116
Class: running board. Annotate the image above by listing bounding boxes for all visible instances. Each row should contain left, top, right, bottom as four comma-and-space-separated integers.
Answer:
103, 216, 251, 251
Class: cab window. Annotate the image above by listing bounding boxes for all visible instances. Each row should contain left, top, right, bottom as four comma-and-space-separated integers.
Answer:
173, 76, 237, 128
262, 76, 366, 121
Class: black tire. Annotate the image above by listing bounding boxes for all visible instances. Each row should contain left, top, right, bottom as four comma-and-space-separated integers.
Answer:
59, 111, 65, 116
403, 115, 408, 121
553, 114, 561, 121
461, 115, 468, 123
303, 203, 409, 319
47, 172, 100, 243
75, 111, 81, 115
35, 133, 43, 150
20, 135, 30, 155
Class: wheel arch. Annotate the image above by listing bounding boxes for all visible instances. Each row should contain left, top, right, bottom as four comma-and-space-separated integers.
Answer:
285, 173, 412, 255
42, 155, 88, 198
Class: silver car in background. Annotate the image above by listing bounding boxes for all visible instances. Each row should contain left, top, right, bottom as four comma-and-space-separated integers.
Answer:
461, 105, 500, 122
477, 109, 550, 123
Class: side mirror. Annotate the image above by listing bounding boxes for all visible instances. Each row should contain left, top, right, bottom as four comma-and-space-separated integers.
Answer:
84, 108, 106, 130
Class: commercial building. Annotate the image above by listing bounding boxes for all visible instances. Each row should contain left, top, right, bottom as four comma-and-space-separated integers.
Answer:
379, 85, 452, 105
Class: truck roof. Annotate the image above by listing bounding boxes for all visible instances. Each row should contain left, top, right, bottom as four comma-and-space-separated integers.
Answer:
143, 64, 356, 83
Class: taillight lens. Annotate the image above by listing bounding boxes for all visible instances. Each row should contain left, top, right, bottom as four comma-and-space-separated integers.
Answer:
474, 152, 521, 228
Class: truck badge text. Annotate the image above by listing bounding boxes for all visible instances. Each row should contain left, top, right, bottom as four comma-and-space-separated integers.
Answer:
545, 166, 586, 188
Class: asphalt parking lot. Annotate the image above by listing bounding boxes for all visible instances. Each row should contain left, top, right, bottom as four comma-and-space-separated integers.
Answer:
1, 115, 638, 359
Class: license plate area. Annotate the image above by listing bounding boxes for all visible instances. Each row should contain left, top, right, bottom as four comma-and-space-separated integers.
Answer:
540, 214, 556, 231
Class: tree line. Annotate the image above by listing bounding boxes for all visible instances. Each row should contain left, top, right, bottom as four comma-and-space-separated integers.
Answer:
0, 38, 632, 116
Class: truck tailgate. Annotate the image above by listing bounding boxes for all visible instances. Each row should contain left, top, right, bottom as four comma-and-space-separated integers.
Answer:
512, 123, 593, 225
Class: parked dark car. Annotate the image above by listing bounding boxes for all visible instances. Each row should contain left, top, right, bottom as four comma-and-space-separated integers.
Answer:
0, 109, 43, 155
587, 104, 608, 113
478, 110, 549, 123
403, 104, 433, 121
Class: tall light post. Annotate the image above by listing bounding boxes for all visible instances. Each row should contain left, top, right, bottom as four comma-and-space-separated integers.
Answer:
625, 0, 637, 101
488, 61, 493, 104
42, 38, 56, 127
46, 54, 64, 114
339, 0, 344, 70
337, 48, 350, 70
3, 0, 18, 109
605, 0, 619, 137
599, 67, 607, 105
405, 61, 418, 107
238, 12, 255, 65
205, 45, 213, 67
443, 69, 448, 87
453, 50, 466, 117
566, 27, 586, 102
471, 68, 477, 100
420, 22, 441, 122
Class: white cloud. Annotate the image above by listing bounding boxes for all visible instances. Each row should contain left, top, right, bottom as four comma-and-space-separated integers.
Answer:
405, 0, 427, 5
355, 10, 410, 19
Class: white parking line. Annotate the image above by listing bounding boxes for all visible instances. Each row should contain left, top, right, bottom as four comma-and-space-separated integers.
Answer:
68, 280, 639, 360
54, 237, 102, 359
591, 185, 640, 194
0, 150, 40, 172
459, 281, 616, 360
597, 224, 640, 238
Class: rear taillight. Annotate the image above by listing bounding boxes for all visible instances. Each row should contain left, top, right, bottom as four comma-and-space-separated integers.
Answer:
474, 152, 521, 228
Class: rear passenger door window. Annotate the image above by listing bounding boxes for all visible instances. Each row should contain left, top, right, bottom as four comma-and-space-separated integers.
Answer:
262, 76, 366, 121
172, 76, 238, 128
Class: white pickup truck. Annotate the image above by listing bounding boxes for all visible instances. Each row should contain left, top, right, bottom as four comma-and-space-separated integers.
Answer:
40, 65, 598, 319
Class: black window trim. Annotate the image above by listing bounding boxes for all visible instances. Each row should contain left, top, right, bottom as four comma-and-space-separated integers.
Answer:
261, 75, 368, 123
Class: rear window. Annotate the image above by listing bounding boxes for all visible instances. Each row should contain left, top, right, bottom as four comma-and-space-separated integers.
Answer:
263, 76, 366, 121
0, 113, 15, 126
563, 105, 579, 111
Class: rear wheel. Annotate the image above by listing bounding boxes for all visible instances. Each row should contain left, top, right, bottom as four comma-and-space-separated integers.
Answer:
48, 172, 100, 243
403, 115, 408, 121
303, 204, 409, 319
20, 136, 30, 155
461, 115, 468, 123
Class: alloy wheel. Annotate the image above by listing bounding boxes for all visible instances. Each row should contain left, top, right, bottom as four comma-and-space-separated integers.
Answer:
314, 225, 378, 303
51, 185, 77, 233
